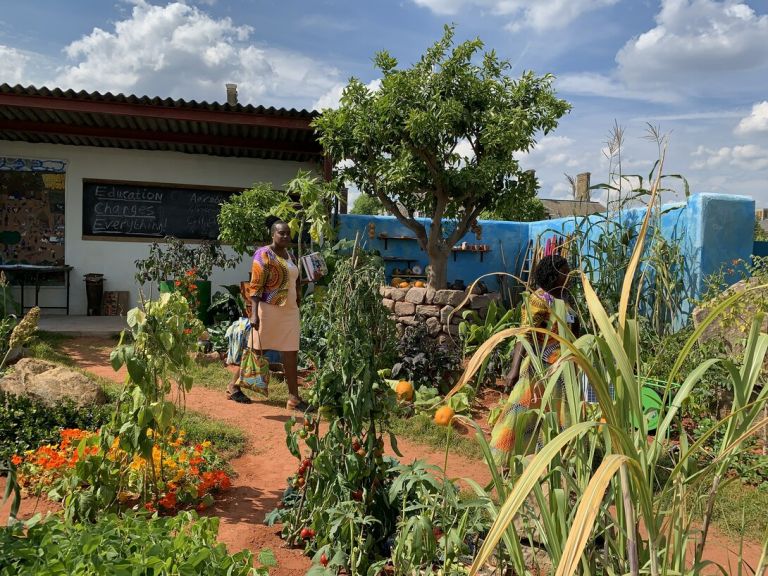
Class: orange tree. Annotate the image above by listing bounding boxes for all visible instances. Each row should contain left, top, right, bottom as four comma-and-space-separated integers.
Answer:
313, 25, 570, 289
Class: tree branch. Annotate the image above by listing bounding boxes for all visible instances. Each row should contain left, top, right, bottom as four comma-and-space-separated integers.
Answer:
447, 203, 485, 247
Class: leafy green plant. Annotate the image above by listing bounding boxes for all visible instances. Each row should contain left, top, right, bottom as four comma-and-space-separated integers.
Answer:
217, 182, 281, 255
51, 292, 204, 521
391, 319, 463, 393
134, 236, 237, 285
268, 252, 403, 574
208, 284, 246, 323
0, 511, 268, 575
0, 391, 113, 463
458, 300, 519, 386
272, 170, 339, 261
0, 271, 19, 318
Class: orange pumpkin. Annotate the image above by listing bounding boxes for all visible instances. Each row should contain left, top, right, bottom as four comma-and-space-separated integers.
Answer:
395, 380, 414, 402
414, 281, 425, 288
434, 406, 455, 427
399, 282, 410, 289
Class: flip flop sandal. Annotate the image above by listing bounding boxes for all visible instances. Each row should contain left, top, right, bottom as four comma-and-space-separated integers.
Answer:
229, 390, 252, 404
286, 399, 316, 413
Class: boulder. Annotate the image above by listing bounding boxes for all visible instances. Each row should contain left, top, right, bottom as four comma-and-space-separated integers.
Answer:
425, 317, 442, 336
380, 286, 392, 298
394, 301, 416, 316
0, 358, 107, 408
405, 287, 427, 304
389, 288, 406, 302
434, 289, 467, 307
425, 286, 437, 304
382, 298, 395, 311
469, 294, 491, 310
415, 304, 440, 318
399, 316, 419, 327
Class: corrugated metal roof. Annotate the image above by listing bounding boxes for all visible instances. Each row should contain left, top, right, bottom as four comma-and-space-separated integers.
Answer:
0, 84, 323, 162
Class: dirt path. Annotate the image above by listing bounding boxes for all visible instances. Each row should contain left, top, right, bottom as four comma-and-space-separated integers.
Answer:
5, 335, 762, 575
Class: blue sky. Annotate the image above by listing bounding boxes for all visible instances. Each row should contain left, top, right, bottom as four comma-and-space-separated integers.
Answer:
2, 0, 767, 206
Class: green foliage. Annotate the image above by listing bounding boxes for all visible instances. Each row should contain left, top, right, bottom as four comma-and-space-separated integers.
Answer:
754, 220, 768, 242
458, 300, 519, 386
272, 170, 340, 259
350, 194, 387, 215
391, 320, 463, 392
177, 411, 247, 462
0, 511, 265, 575
208, 284, 246, 324
270, 253, 402, 572
58, 292, 204, 520
217, 182, 280, 255
134, 236, 237, 285
0, 391, 113, 463
480, 174, 547, 223
314, 25, 570, 288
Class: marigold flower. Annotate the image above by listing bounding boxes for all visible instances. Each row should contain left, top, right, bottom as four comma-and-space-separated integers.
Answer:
10, 455, 22, 466
144, 502, 156, 512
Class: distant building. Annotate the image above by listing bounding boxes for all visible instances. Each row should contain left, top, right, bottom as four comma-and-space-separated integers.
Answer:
539, 172, 605, 220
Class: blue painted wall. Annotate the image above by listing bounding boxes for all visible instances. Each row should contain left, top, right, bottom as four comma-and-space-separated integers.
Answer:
338, 193, 755, 321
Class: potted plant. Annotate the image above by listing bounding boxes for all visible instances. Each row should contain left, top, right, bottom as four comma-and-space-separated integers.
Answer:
134, 237, 237, 323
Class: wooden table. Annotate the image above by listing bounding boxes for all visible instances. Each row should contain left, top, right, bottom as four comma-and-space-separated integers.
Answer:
0, 264, 74, 315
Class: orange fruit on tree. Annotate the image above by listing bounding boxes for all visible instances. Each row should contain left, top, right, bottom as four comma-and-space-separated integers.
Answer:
434, 405, 455, 427
395, 380, 414, 402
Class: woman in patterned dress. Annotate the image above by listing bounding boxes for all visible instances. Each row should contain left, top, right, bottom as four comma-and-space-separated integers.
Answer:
490, 254, 578, 464
245, 220, 309, 411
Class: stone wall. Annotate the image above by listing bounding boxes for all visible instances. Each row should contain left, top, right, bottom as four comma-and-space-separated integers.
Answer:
379, 285, 501, 343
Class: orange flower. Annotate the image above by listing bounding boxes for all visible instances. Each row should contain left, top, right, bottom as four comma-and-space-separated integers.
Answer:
175, 280, 182, 287
183, 328, 192, 335
144, 502, 156, 513
159, 491, 177, 510
10, 455, 22, 466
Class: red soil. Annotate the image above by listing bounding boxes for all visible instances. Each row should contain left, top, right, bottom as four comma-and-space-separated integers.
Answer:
1, 336, 763, 575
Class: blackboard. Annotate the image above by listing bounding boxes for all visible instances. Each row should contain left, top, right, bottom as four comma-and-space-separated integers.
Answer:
82, 180, 236, 240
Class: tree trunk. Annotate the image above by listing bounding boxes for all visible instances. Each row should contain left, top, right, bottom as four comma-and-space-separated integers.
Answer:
427, 249, 449, 289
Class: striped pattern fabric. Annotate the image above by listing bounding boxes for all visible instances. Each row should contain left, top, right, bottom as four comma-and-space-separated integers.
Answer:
247, 247, 293, 306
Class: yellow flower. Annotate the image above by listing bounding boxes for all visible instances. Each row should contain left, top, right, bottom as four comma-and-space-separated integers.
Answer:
178, 451, 188, 464
201, 440, 211, 449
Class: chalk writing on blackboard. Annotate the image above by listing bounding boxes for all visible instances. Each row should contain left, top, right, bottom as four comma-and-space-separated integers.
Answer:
83, 180, 236, 240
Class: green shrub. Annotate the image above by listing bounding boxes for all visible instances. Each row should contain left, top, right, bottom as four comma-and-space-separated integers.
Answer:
0, 511, 268, 575
0, 391, 112, 462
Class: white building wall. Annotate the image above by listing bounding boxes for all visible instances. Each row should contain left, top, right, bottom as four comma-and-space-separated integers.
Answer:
1, 140, 317, 315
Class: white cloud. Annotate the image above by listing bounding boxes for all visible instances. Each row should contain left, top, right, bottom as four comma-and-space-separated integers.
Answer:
616, 0, 768, 95
692, 144, 768, 171
312, 78, 381, 110
736, 101, 768, 134
50, 1, 340, 109
0, 45, 30, 84
411, 0, 618, 31
557, 72, 678, 104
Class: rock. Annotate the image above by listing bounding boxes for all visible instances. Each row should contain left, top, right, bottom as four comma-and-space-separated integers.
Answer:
434, 289, 467, 307
425, 317, 442, 336
3, 346, 29, 365
398, 316, 419, 327
380, 286, 391, 298
439, 305, 456, 324
390, 288, 406, 302
0, 358, 107, 408
382, 298, 395, 311
415, 304, 440, 317
469, 294, 491, 310
425, 286, 437, 304
394, 301, 416, 316
488, 291, 502, 302
446, 324, 460, 336
405, 287, 427, 304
